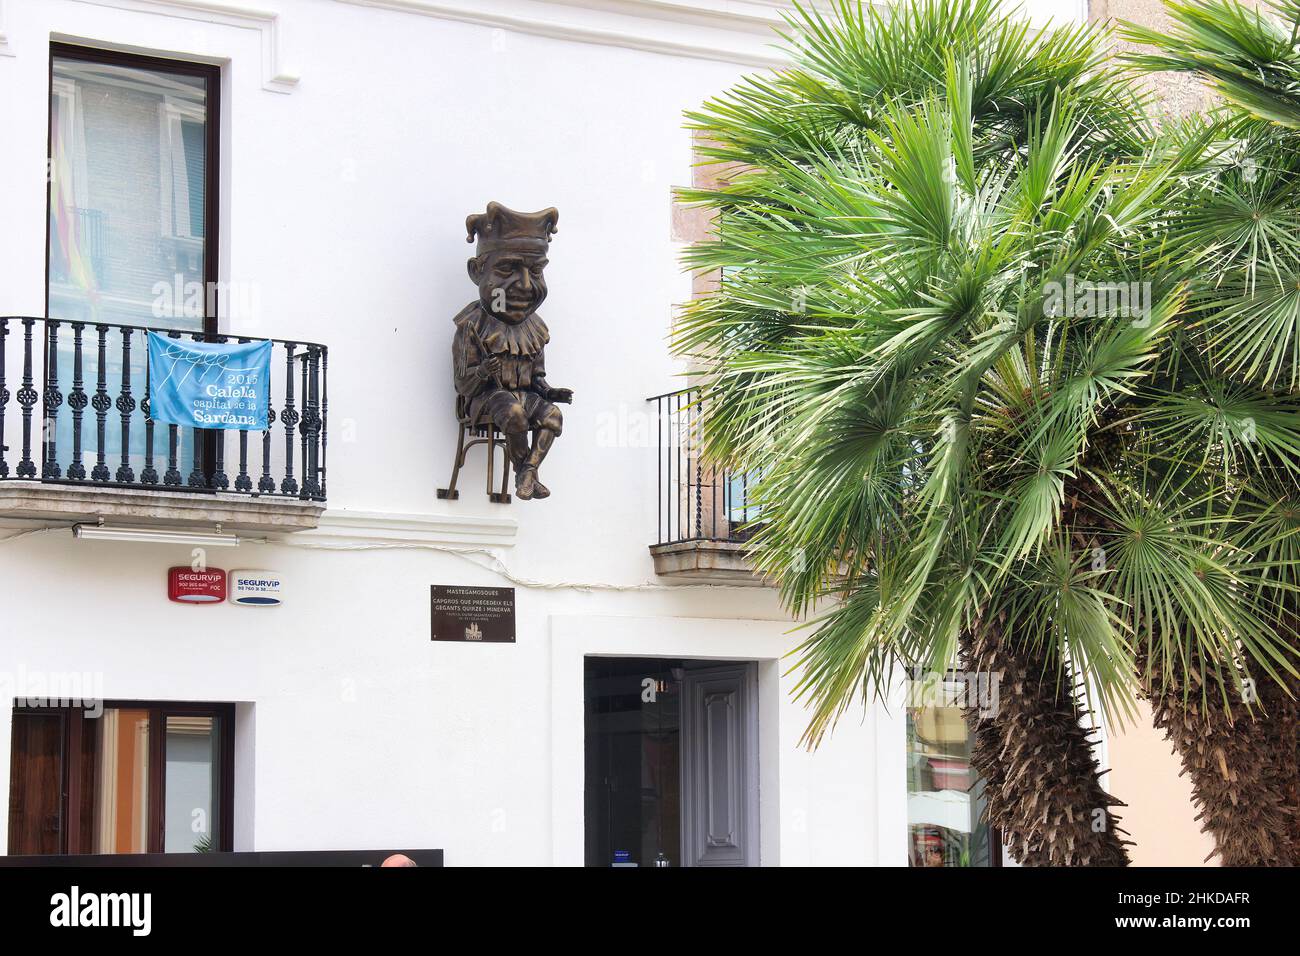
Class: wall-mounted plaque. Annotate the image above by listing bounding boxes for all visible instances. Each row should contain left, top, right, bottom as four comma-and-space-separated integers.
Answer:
430, 585, 515, 643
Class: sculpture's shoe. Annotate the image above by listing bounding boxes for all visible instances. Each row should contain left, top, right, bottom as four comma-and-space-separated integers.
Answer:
515, 467, 537, 500
532, 479, 550, 499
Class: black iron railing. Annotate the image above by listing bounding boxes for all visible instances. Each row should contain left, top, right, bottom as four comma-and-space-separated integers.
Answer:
648, 387, 758, 545
0, 317, 327, 501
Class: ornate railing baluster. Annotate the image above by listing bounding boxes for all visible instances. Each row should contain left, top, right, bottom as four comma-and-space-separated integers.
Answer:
235, 430, 251, 491
42, 320, 63, 478
297, 352, 308, 496
187, 431, 205, 486
280, 342, 298, 496
187, 332, 206, 488
0, 319, 9, 478
66, 323, 87, 480
300, 346, 321, 500
140, 344, 158, 485
259, 406, 276, 493
210, 334, 229, 490
17, 319, 39, 479
319, 347, 328, 498
164, 331, 182, 485
115, 328, 135, 483
164, 425, 181, 485
91, 325, 110, 481
234, 337, 252, 492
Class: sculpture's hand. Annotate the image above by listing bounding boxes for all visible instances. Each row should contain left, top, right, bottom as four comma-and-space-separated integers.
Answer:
546, 386, 574, 404
479, 355, 503, 380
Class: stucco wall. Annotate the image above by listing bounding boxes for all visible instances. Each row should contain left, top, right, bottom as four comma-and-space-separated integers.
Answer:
1107, 701, 1220, 866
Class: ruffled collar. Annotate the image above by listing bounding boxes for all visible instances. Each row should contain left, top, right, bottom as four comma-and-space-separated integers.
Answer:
455, 303, 550, 356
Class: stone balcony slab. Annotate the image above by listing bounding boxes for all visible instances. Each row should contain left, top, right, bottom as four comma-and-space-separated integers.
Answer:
0, 481, 324, 533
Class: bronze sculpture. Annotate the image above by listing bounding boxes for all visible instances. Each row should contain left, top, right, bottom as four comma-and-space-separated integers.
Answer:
450, 203, 572, 500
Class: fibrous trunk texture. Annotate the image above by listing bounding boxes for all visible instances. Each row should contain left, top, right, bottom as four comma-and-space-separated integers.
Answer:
961, 624, 1131, 866
1140, 649, 1297, 866
1255, 666, 1300, 862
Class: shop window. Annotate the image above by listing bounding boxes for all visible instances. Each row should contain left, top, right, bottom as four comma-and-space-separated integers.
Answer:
906, 675, 1000, 867
7, 703, 233, 856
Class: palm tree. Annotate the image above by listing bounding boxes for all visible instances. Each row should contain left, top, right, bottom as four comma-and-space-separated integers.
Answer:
1118, 0, 1300, 865
677, 0, 1299, 865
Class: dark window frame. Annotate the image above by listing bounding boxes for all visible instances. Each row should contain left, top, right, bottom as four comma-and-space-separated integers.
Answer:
8, 701, 235, 855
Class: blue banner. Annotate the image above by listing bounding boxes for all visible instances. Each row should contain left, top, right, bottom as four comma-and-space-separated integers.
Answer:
147, 333, 272, 431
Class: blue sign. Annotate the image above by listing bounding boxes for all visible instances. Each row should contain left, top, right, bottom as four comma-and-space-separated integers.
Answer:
147, 333, 271, 431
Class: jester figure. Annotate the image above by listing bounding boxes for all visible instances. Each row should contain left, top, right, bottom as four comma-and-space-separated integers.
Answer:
452, 202, 573, 500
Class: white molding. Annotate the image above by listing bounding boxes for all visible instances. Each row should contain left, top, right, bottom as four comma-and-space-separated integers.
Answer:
288, 508, 518, 549
0, 0, 14, 57
51, 0, 299, 92
539, 0, 786, 31
334, 0, 795, 68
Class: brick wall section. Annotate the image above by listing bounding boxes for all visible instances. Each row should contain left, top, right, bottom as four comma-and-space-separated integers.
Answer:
672, 131, 748, 298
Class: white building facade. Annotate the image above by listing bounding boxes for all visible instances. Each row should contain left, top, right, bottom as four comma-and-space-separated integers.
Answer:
0, 0, 1088, 867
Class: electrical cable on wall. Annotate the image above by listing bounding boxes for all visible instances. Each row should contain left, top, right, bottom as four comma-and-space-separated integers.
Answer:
3, 522, 772, 595
275, 536, 766, 594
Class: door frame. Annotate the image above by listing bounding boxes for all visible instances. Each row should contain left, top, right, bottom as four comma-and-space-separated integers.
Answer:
552, 614, 785, 866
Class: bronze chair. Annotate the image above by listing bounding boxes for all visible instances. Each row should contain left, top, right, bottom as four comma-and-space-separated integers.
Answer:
437, 395, 512, 503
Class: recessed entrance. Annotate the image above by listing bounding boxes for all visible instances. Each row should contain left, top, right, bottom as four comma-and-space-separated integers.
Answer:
583, 657, 758, 867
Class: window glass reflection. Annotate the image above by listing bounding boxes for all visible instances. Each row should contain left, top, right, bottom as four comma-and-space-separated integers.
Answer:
165, 715, 219, 852
906, 677, 996, 867
90, 708, 151, 854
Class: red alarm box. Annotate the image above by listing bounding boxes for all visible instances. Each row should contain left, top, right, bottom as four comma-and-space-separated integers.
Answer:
168, 567, 227, 604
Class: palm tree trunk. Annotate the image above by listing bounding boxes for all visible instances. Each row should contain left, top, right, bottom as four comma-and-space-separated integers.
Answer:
1257, 667, 1300, 862
1264, 610, 1300, 861
961, 623, 1131, 866
1140, 649, 1297, 865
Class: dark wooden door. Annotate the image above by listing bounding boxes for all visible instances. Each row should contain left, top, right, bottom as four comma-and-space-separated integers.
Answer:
7, 713, 65, 854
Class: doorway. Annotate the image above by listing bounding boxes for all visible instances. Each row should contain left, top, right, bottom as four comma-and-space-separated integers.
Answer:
583, 657, 759, 867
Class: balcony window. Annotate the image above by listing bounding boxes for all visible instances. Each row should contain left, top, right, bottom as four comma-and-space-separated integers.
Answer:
46, 46, 216, 481
48, 44, 216, 330
7, 703, 233, 855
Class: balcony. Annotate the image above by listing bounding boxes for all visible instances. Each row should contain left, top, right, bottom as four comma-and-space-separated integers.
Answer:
0, 316, 327, 533
648, 388, 768, 585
